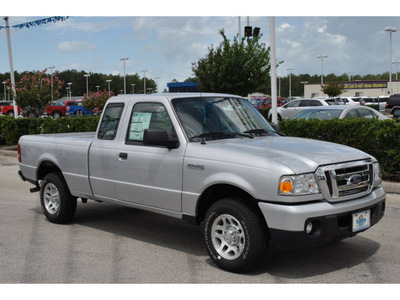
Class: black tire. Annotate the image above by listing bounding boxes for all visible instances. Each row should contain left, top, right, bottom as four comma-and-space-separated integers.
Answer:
40, 172, 77, 224
52, 111, 61, 119
203, 198, 268, 273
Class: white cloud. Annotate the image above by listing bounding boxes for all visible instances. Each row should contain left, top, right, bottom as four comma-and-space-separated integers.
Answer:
58, 41, 97, 53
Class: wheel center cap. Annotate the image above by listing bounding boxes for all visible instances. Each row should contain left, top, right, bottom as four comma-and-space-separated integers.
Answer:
224, 226, 240, 246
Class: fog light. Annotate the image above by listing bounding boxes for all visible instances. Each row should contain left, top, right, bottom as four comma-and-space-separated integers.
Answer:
306, 222, 313, 234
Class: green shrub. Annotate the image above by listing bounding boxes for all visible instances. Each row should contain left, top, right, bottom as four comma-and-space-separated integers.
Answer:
0, 116, 99, 146
280, 118, 400, 178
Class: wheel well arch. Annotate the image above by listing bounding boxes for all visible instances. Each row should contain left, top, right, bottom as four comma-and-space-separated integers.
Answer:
391, 106, 400, 114
195, 183, 263, 225
37, 161, 63, 181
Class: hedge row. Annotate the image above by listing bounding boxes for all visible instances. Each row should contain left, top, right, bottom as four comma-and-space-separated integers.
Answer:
1, 114, 399, 178
279, 118, 400, 178
0, 116, 100, 146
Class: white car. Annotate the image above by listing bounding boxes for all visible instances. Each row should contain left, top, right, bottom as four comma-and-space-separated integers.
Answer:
268, 98, 333, 121
334, 97, 363, 105
360, 97, 387, 112
290, 105, 389, 120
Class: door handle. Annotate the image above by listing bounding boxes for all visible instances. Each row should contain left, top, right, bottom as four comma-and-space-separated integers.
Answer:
119, 152, 128, 159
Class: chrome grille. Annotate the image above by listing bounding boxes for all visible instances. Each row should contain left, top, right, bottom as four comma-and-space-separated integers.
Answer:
316, 160, 373, 202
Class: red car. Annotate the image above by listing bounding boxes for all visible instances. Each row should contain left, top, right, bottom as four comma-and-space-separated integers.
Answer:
0, 101, 22, 116
253, 97, 285, 109
44, 101, 67, 119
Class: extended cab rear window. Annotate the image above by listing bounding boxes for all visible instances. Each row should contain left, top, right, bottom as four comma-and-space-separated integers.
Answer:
97, 103, 124, 140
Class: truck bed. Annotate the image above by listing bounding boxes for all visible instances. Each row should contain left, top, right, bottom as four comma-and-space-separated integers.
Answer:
19, 132, 96, 199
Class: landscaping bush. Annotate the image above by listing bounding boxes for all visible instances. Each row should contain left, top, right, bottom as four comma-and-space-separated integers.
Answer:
280, 118, 400, 178
0, 116, 99, 146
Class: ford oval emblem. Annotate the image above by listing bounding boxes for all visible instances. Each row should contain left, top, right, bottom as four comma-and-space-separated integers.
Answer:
349, 174, 362, 185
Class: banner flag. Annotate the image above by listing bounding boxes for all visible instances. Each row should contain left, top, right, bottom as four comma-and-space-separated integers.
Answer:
0, 16, 69, 30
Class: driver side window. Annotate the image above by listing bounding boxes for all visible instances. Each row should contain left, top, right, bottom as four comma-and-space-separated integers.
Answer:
126, 102, 175, 144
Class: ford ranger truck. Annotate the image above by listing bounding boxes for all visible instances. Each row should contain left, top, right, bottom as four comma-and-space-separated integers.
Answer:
17, 93, 386, 273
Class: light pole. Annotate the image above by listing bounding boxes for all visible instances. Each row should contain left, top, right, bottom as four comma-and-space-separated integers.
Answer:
392, 59, 400, 81
84, 74, 90, 95
346, 72, 353, 81
3, 17, 18, 118
131, 83, 135, 94
67, 82, 72, 100
317, 55, 328, 85
286, 67, 294, 99
277, 75, 281, 97
2, 81, 6, 101
120, 57, 129, 94
106, 79, 111, 94
301, 81, 308, 97
385, 26, 397, 95
48, 66, 55, 101
142, 70, 149, 94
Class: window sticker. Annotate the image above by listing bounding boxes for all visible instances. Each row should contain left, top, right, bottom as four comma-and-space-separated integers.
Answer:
129, 112, 152, 140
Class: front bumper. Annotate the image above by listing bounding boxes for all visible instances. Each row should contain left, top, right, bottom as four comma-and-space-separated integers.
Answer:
258, 187, 386, 247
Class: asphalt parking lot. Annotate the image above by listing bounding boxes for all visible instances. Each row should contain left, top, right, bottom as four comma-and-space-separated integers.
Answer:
1, 154, 400, 284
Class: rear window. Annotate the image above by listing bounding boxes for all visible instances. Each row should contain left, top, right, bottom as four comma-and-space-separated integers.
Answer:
97, 103, 124, 140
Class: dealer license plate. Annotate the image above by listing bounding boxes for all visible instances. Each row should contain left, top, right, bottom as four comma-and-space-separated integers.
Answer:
352, 210, 371, 232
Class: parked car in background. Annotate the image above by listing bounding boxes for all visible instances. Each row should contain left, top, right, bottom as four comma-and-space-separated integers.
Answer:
62, 100, 93, 117
286, 96, 302, 102
334, 97, 363, 106
267, 98, 333, 122
0, 101, 22, 117
291, 105, 389, 121
253, 97, 285, 109
359, 97, 387, 112
386, 94, 400, 116
43, 101, 67, 119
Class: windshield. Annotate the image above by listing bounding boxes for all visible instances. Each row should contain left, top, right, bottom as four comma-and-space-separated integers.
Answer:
172, 96, 278, 142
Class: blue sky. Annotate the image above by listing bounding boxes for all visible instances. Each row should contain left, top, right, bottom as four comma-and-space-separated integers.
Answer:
1, 1, 400, 93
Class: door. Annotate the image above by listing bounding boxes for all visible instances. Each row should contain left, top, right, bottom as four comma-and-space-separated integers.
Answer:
113, 102, 184, 212
89, 102, 125, 201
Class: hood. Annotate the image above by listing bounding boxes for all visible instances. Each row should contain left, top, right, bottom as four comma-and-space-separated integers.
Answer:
186, 136, 373, 174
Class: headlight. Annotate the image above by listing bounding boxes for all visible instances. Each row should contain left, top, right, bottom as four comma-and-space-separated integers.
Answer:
279, 174, 319, 196
373, 162, 382, 186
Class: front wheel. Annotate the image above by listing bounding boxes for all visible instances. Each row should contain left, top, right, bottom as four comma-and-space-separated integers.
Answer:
40, 172, 77, 224
203, 198, 268, 273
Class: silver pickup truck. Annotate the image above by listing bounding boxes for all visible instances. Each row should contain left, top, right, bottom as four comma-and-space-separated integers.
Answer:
18, 93, 386, 273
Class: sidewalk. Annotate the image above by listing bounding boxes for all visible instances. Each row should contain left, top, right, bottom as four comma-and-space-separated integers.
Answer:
1, 145, 399, 194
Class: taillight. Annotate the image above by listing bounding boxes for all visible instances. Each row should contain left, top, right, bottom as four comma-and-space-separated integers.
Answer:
17, 143, 21, 163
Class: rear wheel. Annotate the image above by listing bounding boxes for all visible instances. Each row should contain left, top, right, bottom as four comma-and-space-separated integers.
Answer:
40, 172, 77, 224
52, 111, 61, 119
203, 198, 268, 273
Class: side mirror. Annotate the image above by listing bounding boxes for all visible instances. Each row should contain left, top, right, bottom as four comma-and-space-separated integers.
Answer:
143, 129, 180, 149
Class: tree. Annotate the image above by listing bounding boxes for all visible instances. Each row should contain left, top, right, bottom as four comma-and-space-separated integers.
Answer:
192, 29, 272, 96
321, 82, 347, 97
82, 90, 114, 114
9, 69, 63, 117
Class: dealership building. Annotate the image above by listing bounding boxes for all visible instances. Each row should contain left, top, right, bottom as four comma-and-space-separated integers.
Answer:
304, 80, 400, 98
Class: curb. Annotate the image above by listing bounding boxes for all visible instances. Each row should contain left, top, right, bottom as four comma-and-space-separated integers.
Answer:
0, 147, 399, 194
0, 149, 18, 157
382, 181, 400, 195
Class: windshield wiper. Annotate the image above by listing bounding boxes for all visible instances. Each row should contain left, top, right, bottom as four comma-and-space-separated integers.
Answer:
190, 131, 253, 141
243, 128, 284, 136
